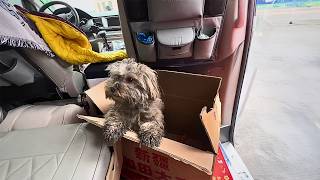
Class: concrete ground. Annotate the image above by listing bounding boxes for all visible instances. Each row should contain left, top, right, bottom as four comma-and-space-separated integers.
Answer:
234, 7, 320, 180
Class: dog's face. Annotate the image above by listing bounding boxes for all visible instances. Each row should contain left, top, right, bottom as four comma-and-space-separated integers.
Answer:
105, 59, 160, 106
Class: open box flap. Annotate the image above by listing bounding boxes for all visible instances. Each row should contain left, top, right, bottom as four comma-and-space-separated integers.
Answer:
77, 115, 215, 175
84, 81, 114, 114
157, 70, 222, 153
200, 95, 222, 153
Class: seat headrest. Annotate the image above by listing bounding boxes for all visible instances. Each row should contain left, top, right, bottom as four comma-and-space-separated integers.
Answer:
148, 0, 204, 22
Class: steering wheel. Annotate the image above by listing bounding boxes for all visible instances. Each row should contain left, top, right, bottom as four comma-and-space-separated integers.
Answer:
39, 1, 80, 27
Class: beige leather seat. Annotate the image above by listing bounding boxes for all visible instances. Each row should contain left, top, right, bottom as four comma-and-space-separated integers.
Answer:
19, 49, 86, 97
1, 3, 110, 178
0, 123, 111, 180
0, 104, 111, 180
0, 104, 85, 132
0, 49, 86, 97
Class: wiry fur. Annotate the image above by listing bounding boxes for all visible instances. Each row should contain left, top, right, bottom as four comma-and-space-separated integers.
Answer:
103, 58, 164, 147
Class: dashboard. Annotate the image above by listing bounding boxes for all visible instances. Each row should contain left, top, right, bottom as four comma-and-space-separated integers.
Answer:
76, 8, 120, 30
74, 8, 124, 52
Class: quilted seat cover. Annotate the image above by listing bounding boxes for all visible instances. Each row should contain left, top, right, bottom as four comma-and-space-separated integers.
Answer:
0, 123, 111, 180
0, 104, 85, 132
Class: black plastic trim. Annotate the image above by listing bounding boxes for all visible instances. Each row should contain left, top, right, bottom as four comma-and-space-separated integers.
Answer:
229, 0, 256, 144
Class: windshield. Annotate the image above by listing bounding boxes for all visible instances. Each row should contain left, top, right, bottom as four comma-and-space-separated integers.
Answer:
10, 0, 119, 17
56, 0, 119, 16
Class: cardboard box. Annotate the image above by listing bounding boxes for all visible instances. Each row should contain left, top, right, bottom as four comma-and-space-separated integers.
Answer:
79, 70, 222, 180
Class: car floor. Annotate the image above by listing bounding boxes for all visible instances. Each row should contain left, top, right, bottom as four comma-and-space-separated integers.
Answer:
234, 7, 320, 180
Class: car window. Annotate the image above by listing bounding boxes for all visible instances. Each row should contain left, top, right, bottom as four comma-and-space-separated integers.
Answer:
8, 0, 23, 6
8, 0, 43, 7
8, 0, 119, 17
56, 0, 119, 16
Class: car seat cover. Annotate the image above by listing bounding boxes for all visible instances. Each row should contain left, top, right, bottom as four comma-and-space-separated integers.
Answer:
0, 104, 85, 132
0, 123, 110, 180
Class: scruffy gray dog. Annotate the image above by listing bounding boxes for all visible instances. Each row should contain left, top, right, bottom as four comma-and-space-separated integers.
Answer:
103, 58, 164, 147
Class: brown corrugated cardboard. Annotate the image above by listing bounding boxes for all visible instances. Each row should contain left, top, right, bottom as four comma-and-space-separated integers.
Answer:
80, 70, 221, 180
200, 95, 222, 154
84, 81, 114, 114
121, 138, 214, 180
105, 142, 123, 180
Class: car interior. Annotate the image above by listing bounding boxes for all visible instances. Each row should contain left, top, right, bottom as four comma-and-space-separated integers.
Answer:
0, 0, 254, 179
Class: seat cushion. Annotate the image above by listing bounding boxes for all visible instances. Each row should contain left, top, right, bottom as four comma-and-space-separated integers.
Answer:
0, 104, 85, 132
0, 123, 111, 180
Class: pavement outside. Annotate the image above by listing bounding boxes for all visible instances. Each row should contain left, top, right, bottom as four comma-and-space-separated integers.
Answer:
234, 7, 320, 180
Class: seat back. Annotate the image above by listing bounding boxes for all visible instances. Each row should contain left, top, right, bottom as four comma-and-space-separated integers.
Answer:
20, 48, 86, 97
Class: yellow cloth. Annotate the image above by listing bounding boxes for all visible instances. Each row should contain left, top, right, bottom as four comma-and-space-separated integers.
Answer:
24, 13, 127, 65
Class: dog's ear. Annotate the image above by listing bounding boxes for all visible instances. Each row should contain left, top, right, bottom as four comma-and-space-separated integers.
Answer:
139, 64, 161, 100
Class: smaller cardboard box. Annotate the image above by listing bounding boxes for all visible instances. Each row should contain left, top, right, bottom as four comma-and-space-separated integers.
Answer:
79, 70, 222, 180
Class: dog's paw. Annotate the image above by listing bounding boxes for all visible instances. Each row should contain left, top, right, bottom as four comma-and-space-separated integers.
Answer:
138, 122, 164, 148
102, 121, 126, 146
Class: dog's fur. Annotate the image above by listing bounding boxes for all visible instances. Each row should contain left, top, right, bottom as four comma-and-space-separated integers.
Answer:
103, 58, 164, 147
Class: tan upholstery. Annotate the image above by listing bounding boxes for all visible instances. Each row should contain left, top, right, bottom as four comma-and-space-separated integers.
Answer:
0, 105, 110, 180
0, 123, 111, 180
20, 49, 85, 97
0, 104, 85, 132
0, 50, 35, 87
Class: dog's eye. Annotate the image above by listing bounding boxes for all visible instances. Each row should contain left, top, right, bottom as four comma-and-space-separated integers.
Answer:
126, 77, 134, 83
114, 75, 121, 80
